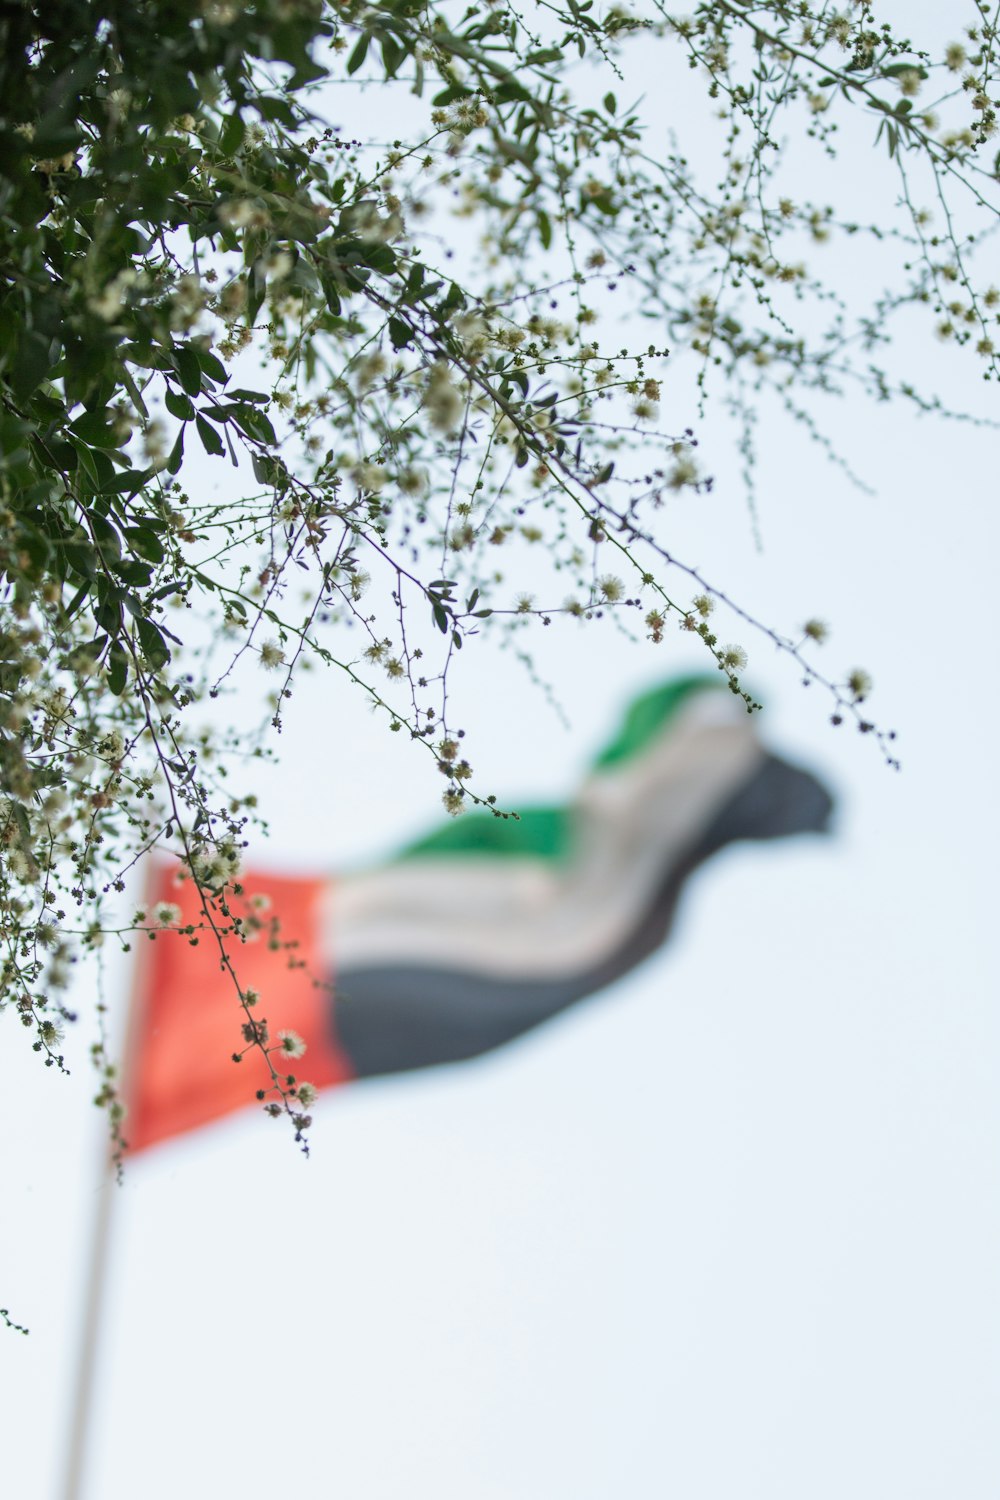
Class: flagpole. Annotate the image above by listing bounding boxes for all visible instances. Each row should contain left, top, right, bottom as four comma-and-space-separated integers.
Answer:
61, 863, 155, 1500
60, 1156, 117, 1500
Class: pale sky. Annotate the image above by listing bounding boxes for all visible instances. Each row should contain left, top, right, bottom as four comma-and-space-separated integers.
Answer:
2, 6, 998, 1498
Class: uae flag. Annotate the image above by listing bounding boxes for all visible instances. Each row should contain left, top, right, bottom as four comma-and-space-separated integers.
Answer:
124, 676, 832, 1153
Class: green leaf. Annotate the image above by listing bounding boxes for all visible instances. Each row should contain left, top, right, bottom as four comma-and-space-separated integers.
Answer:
69, 438, 100, 487
381, 35, 406, 78
219, 113, 245, 155
166, 427, 184, 475
69, 410, 119, 447
251, 452, 290, 490
115, 559, 153, 587
388, 316, 413, 350
64, 635, 107, 672
165, 389, 195, 421
432, 85, 473, 108
196, 414, 224, 457
32, 119, 79, 156
882, 62, 928, 81
136, 616, 170, 671
61, 538, 96, 579
259, 96, 298, 125
537, 209, 552, 250
321, 276, 342, 316
361, 244, 397, 275
32, 435, 71, 475
195, 346, 228, 385
172, 346, 203, 396
347, 33, 370, 75
234, 406, 277, 446
120, 365, 149, 421
10, 331, 52, 399
123, 526, 165, 564
107, 642, 128, 695
603, 92, 617, 114
405, 264, 427, 301
90, 514, 122, 561
0, 411, 32, 471
101, 467, 150, 501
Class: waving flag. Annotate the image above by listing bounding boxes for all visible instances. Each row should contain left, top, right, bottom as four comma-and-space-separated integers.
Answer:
124, 676, 832, 1152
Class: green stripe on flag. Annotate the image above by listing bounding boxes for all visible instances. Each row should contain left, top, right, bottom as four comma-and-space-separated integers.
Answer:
399, 805, 570, 863
590, 674, 720, 770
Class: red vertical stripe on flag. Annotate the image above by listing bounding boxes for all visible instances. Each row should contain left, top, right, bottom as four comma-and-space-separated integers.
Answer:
124, 865, 352, 1153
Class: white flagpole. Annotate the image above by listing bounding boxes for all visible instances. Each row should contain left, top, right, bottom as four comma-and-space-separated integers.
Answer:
60, 1157, 117, 1500
61, 863, 155, 1500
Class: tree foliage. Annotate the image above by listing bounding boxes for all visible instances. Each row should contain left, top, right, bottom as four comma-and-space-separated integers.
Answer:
1, 0, 998, 1167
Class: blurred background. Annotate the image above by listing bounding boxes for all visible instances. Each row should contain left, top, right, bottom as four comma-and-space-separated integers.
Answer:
3, 3, 998, 1495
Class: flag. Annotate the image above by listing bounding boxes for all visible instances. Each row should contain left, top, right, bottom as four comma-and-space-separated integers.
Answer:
124, 676, 832, 1152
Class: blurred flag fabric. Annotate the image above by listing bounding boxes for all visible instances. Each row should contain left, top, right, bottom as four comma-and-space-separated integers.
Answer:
124, 676, 833, 1153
